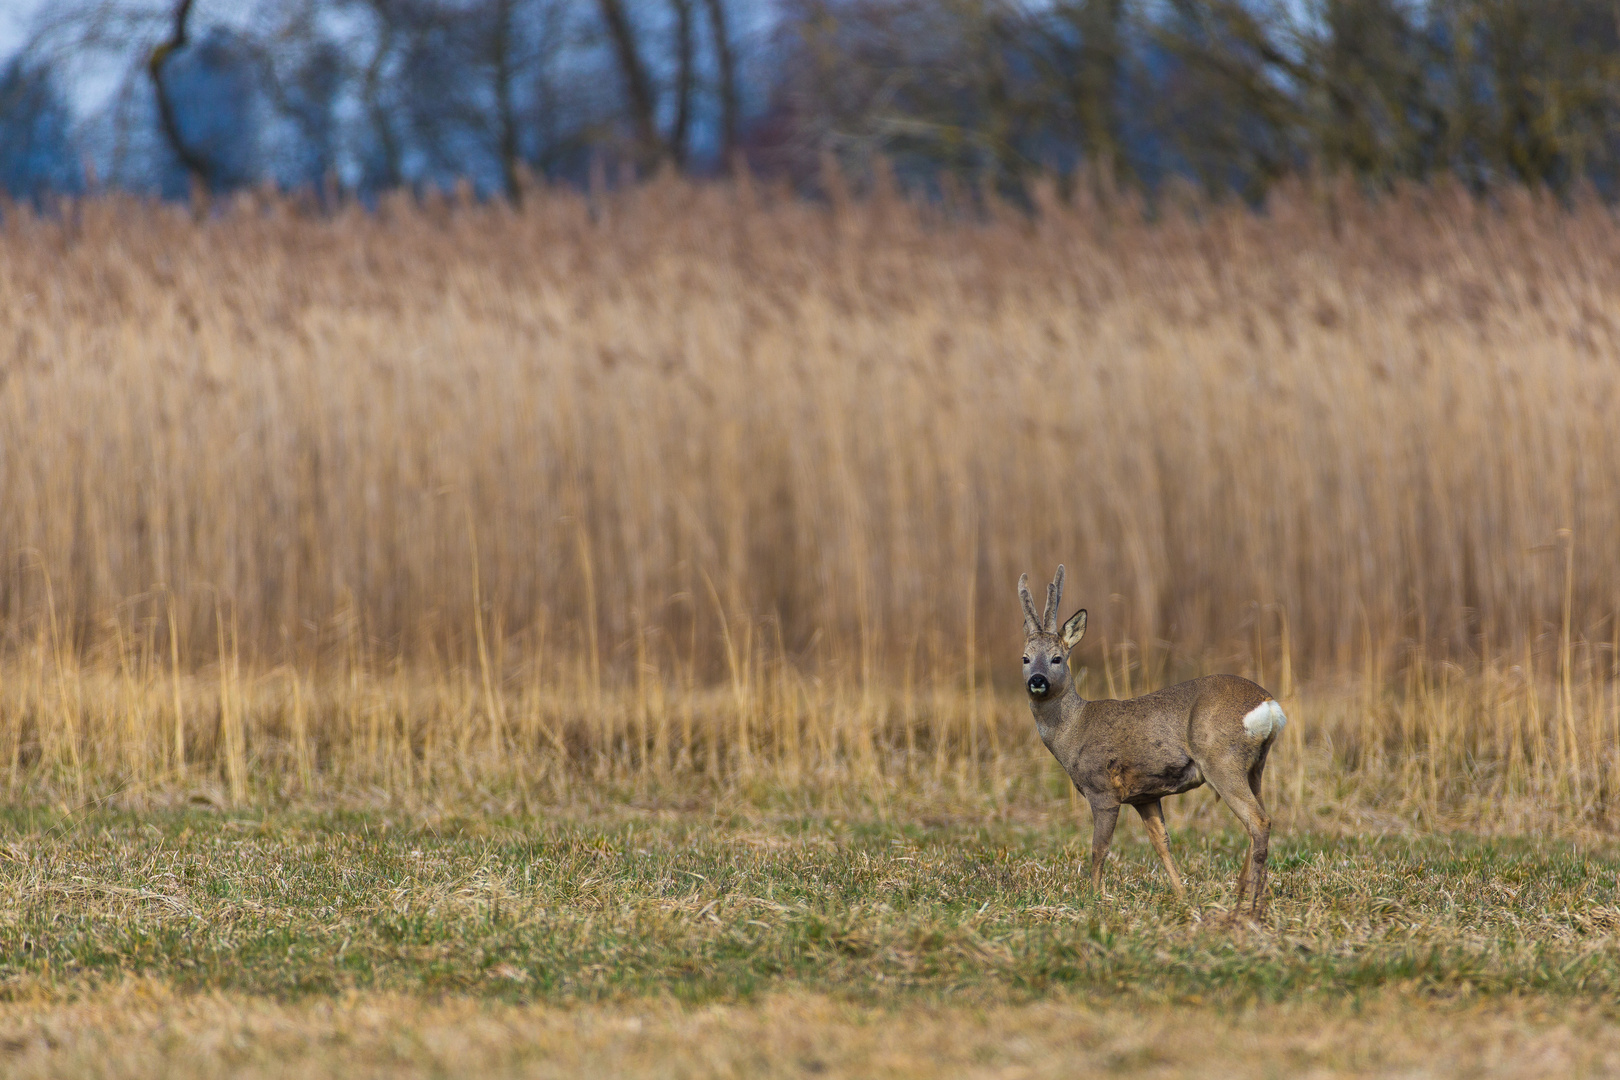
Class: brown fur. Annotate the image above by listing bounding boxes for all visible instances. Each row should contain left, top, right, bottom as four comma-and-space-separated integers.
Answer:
1019, 567, 1284, 916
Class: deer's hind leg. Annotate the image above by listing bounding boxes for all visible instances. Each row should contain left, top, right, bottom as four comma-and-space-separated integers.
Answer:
1245, 742, 1274, 908
1134, 800, 1187, 900
1200, 762, 1272, 918
1248, 741, 1271, 810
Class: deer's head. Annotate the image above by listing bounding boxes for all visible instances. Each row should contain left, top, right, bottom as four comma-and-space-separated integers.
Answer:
1018, 565, 1087, 701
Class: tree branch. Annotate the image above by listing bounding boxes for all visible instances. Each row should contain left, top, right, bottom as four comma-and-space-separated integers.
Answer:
596, 0, 665, 169
670, 0, 694, 167
493, 0, 523, 203
701, 0, 739, 160
147, 0, 212, 190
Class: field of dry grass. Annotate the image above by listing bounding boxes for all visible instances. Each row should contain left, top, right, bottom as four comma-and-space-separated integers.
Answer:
1, 176, 1618, 826
2, 177, 1620, 1074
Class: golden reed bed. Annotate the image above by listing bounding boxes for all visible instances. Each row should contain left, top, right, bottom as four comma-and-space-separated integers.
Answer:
0, 176, 1616, 828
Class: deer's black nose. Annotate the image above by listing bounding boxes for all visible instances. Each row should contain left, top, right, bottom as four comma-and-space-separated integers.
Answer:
1026, 674, 1049, 697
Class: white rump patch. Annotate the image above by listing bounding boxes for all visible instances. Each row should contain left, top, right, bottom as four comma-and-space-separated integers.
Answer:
1242, 700, 1287, 739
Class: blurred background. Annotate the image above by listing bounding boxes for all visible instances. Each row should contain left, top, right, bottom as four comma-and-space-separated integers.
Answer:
3, 0, 1619, 205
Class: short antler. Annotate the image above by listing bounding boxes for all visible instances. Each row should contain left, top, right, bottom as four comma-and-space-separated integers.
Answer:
1042, 565, 1065, 633
1018, 573, 1040, 636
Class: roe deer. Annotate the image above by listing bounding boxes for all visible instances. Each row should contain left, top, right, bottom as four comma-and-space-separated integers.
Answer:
1019, 566, 1286, 916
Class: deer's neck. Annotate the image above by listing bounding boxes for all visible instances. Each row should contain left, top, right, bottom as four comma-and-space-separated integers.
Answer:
1032, 688, 1094, 780
1031, 686, 1088, 744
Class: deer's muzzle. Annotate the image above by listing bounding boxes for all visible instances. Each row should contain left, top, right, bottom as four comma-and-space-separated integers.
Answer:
1026, 674, 1050, 698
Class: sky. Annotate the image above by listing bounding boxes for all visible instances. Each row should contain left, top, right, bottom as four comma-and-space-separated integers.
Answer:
0, 0, 44, 56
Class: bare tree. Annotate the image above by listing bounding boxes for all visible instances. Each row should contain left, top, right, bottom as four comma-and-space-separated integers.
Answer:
1152, 0, 1310, 198
357, 1, 404, 187
1035, 0, 1130, 184
491, 0, 523, 201
147, 0, 212, 189
669, 0, 695, 167
701, 0, 739, 159
597, 0, 665, 167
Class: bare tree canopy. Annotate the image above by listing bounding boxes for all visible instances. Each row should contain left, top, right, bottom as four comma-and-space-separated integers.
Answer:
4, 0, 1620, 202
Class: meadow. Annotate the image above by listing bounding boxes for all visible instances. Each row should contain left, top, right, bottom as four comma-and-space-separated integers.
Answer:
1, 174, 1619, 1075
1, 806, 1619, 1078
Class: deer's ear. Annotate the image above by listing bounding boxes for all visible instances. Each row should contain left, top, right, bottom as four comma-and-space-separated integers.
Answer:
1018, 574, 1040, 636
1061, 609, 1087, 649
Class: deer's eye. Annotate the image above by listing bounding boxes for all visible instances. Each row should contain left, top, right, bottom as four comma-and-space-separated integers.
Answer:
1051, 656, 1062, 665
1021, 656, 1030, 665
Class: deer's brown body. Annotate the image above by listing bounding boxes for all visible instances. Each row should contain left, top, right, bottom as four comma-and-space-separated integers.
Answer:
1020, 567, 1286, 915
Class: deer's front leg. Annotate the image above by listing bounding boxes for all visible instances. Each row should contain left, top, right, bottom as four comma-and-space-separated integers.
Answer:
1088, 802, 1120, 893
1135, 799, 1187, 900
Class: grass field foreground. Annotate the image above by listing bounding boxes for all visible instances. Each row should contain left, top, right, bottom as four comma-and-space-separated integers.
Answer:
4, 984, 1619, 1079
0, 805, 1617, 1077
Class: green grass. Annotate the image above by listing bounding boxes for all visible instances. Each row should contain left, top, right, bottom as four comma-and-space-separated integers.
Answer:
2, 806, 1616, 1009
